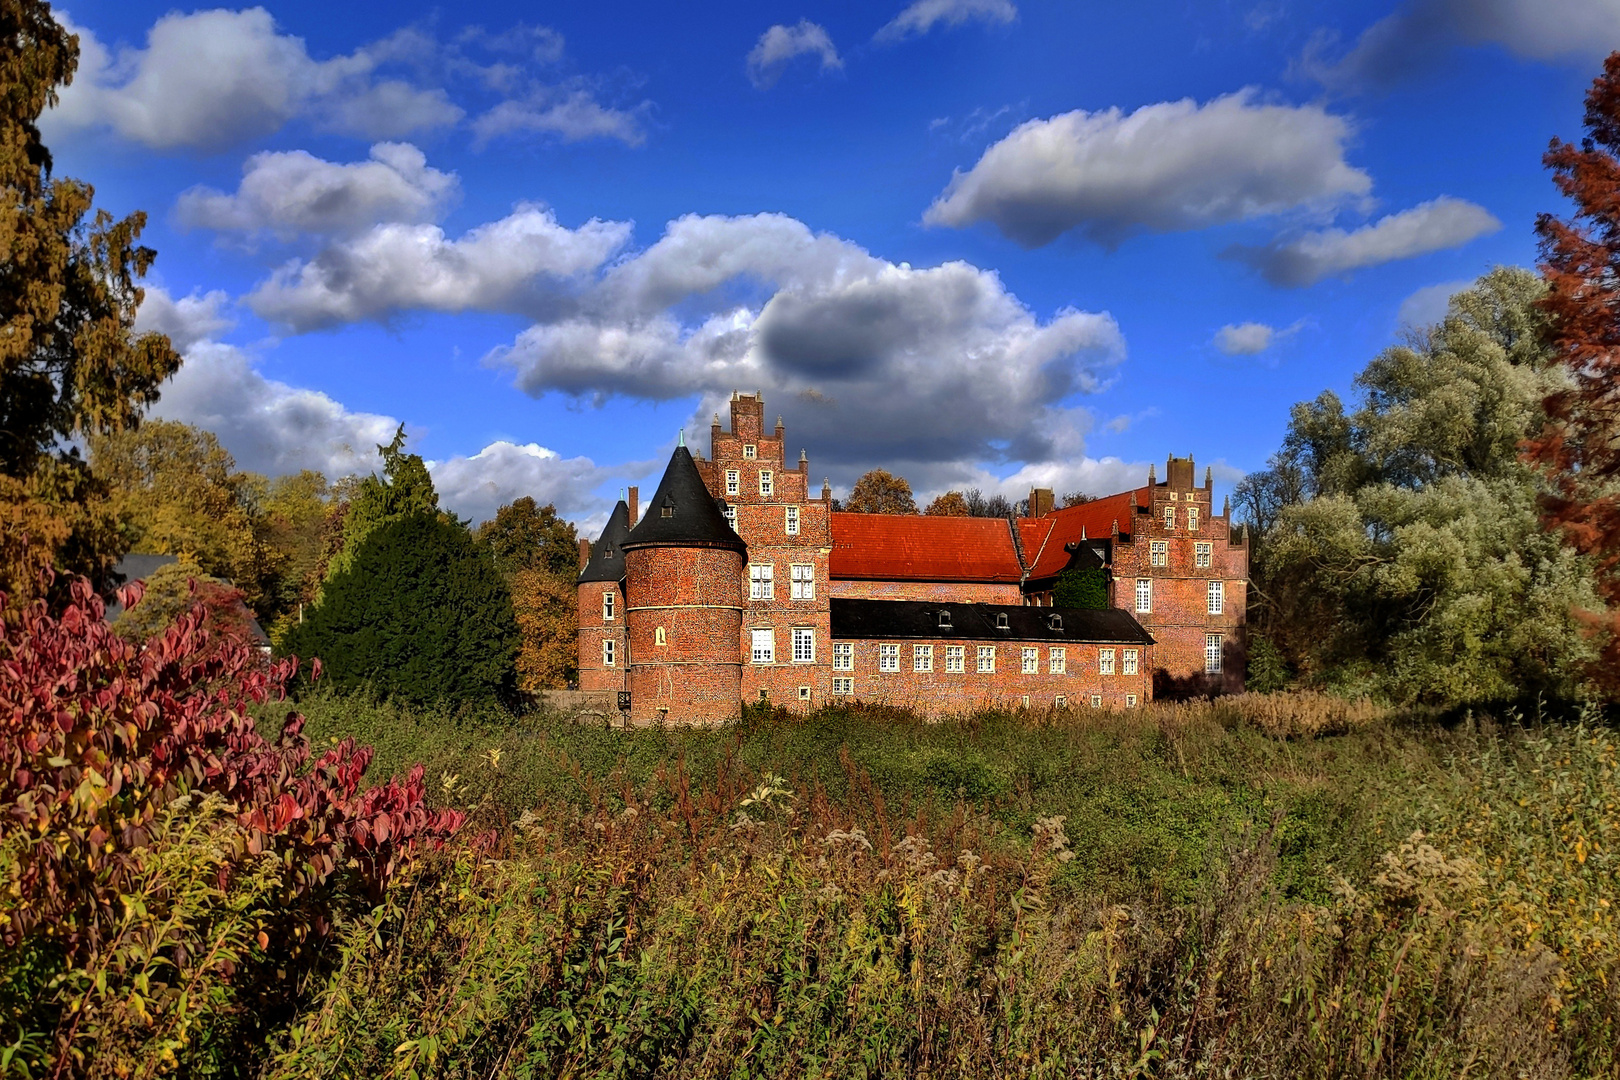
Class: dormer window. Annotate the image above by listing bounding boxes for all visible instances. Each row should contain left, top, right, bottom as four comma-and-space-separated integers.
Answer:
995, 612, 1009, 630
937, 609, 952, 629
1047, 614, 1063, 631
661, 494, 675, 518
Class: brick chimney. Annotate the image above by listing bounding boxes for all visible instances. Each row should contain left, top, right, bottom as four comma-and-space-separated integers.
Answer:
577, 538, 591, 569
1028, 487, 1055, 517
1165, 455, 1195, 491
628, 486, 639, 526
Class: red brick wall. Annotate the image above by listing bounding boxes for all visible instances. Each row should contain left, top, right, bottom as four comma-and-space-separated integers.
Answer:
828, 637, 1153, 713
624, 544, 744, 725
828, 579, 1025, 603
576, 581, 627, 693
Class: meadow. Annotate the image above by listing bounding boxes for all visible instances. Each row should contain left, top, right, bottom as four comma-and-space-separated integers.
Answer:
246, 692, 1619, 1079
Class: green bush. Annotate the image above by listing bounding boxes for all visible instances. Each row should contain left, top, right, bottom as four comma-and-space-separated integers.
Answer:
282, 513, 519, 705
1052, 566, 1107, 609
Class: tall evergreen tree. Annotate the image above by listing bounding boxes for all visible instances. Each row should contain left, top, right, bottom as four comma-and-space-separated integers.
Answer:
282, 513, 519, 705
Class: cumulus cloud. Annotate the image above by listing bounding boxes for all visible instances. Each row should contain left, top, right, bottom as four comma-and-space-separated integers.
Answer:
1215, 322, 1278, 355
134, 286, 236, 351
1301, 0, 1620, 91
1398, 278, 1475, 328
177, 143, 458, 239
429, 441, 634, 526
471, 87, 648, 146
247, 206, 633, 331
875, 0, 1017, 42
1227, 196, 1500, 287
924, 89, 1371, 248
46, 8, 461, 151
746, 21, 842, 89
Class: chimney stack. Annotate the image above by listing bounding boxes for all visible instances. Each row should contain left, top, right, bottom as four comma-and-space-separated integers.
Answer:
577, 538, 591, 569
1029, 487, 1055, 517
628, 486, 639, 526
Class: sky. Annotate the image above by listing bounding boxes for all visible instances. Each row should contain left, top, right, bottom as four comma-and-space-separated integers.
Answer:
42, 0, 1614, 531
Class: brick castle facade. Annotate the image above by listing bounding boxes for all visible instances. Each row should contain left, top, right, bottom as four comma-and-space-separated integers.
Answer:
578, 392, 1247, 724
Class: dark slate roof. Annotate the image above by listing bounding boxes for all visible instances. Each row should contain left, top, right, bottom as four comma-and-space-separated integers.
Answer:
113, 553, 179, 586
830, 598, 1154, 645
622, 445, 745, 552
578, 500, 633, 583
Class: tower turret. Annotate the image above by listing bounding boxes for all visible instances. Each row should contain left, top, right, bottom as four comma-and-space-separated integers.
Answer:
577, 499, 633, 694
621, 445, 747, 724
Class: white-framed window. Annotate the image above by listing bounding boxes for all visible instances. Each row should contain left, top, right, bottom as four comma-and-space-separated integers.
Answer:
1164, 505, 1175, 530
1123, 648, 1139, 676
833, 643, 853, 670
1150, 540, 1168, 567
1135, 578, 1152, 613
749, 563, 774, 600
602, 591, 615, 619
976, 646, 996, 673
785, 505, 800, 535
914, 644, 933, 672
879, 644, 900, 672
1188, 506, 1200, 532
725, 469, 740, 497
742, 444, 757, 459
725, 505, 738, 530
1055, 695, 1067, 708
1208, 580, 1224, 615
1090, 695, 1103, 709
1195, 542, 1212, 569
751, 628, 775, 664
1206, 634, 1223, 674
602, 639, 615, 666
1099, 649, 1116, 675
1050, 647, 1066, 674
798, 686, 811, 701
832, 677, 854, 695
1021, 647, 1039, 674
792, 627, 815, 663
791, 563, 814, 600
1126, 694, 1138, 708
946, 645, 965, 673
759, 471, 774, 497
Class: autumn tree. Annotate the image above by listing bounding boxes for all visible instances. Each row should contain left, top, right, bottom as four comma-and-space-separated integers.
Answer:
476, 496, 578, 577
1060, 492, 1096, 507
0, 1, 182, 600
924, 491, 970, 516
110, 559, 258, 655
844, 469, 918, 514
475, 496, 579, 691
1530, 51, 1620, 690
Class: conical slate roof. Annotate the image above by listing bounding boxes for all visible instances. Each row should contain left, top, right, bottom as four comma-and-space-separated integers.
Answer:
622, 445, 746, 551
578, 500, 632, 583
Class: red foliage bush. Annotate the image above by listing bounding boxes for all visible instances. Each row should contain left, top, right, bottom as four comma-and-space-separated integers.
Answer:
0, 572, 465, 952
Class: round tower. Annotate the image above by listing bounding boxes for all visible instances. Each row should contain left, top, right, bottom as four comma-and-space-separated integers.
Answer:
621, 442, 746, 725
577, 499, 631, 695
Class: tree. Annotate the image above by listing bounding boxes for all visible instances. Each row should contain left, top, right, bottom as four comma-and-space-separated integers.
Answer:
323, 425, 442, 585
0, 2, 183, 599
1530, 51, 1620, 690
844, 469, 917, 514
924, 491, 971, 516
259, 469, 335, 634
282, 513, 520, 705
1052, 566, 1107, 609
476, 496, 578, 577
109, 559, 256, 650
1252, 269, 1602, 707
1060, 492, 1096, 507
511, 567, 577, 690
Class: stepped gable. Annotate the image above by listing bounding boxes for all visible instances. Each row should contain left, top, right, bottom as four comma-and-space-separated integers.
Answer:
830, 598, 1154, 644
622, 445, 746, 552
578, 500, 633, 583
830, 513, 1024, 582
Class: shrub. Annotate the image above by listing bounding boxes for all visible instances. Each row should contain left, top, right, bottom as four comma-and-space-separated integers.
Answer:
282, 513, 520, 705
1052, 566, 1108, 609
0, 574, 464, 1077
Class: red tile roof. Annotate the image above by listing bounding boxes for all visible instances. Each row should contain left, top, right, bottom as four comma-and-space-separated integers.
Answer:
1023, 487, 1148, 581
830, 513, 1025, 582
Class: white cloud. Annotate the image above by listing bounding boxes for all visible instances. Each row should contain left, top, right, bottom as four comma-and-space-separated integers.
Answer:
133, 287, 236, 352
1228, 196, 1500, 287
746, 21, 842, 89
177, 143, 458, 238
1300, 0, 1620, 91
428, 441, 633, 526
875, 0, 1017, 42
1398, 278, 1475, 328
46, 8, 461, 151
1214, 322, 1278, 355
924, 89, 1371, 248
471, 87, 648, 146
148, 341, 402, 479
247, 206, 633, 331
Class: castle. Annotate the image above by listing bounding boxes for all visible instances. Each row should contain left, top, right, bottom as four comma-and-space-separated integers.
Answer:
577, 392, 1248, 724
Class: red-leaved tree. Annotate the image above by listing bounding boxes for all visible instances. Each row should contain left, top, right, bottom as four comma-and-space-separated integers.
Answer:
1531, 51, 1620, 693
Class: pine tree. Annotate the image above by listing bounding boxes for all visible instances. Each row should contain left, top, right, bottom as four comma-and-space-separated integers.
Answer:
1530, 51, 1620, 690
282, 513, 519, 705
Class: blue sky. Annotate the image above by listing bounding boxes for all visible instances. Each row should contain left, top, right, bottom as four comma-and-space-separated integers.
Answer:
44, 0, 1610, 527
